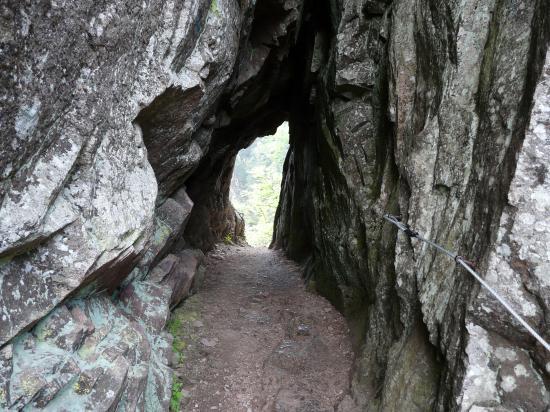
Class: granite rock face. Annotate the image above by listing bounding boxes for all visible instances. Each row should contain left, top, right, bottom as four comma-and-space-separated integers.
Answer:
272, 0, 550, 410
459, 53, 550, 412
1, 0, 549, 410
0, 0, 228, 408
0, 0, 239, 345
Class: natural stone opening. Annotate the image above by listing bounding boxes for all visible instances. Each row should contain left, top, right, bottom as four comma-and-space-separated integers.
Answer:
1, 0, 548, 410
230, 122, 290, 247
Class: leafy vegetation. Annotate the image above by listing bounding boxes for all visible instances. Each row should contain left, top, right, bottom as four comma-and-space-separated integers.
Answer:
210, 0, 220, 16
170, 378, 184, 412
166, 297, 200, 411
230, 123, 289, 246
167, 316, 186, 363
223, 232, 233, 245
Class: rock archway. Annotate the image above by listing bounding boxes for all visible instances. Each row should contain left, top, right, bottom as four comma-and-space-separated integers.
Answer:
0, 0, 548, 410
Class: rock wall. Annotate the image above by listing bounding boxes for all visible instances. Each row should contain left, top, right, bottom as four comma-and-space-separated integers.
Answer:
273, 0, 550, 410
0, 0, 235, 408
0, 0, 548, 410
460, 52, 550, 412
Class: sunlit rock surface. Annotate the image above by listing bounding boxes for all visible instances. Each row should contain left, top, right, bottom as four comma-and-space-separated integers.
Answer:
0, 0, 548, 409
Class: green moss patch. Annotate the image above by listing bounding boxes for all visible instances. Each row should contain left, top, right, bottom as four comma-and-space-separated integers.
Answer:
170, 378, 184, 412
166, 295, 202, 410
210, 0, 220, 16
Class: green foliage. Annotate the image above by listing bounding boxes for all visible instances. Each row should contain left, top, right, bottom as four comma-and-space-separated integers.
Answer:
166, 298, 202, 411
166, 316, 187, 363
230, 123, 289, 246
223, 232, 233, 244
167, 317, 186, 410
166, 316, 181, 336
170, 377, 184, 411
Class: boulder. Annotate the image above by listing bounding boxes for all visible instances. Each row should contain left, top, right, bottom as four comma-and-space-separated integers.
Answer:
148, 249, 204, 309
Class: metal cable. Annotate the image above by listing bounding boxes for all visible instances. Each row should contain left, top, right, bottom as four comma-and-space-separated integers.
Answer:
383, 213, 550, 353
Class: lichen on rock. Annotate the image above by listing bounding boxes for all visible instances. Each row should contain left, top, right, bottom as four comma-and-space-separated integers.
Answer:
0, 0, 548, 410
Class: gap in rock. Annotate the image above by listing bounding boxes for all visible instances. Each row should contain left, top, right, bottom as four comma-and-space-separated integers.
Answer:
229, 122, 290, 247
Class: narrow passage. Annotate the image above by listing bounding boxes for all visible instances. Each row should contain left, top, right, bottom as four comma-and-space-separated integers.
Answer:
169, 245, 354, 411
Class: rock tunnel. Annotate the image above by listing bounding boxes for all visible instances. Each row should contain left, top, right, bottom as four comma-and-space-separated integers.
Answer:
0, 0, 549, 410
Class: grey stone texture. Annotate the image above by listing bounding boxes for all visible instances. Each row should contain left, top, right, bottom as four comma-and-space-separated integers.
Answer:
0, 0, 548, 410
272, 0, 549, 410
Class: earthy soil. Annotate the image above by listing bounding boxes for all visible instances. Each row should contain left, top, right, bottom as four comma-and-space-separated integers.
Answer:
170, 245, 355, 412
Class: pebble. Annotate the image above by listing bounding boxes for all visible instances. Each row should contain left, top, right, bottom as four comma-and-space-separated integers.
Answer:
201, 338, 218, 347
297, 324, 311, 336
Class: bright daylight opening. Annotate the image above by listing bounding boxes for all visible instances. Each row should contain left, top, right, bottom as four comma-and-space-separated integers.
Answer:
230, 122, 289, 247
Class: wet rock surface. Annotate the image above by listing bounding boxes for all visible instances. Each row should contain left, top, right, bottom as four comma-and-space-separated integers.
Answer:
169, 245, 354, 411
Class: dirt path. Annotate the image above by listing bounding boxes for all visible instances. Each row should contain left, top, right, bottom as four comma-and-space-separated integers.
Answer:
169, 245, 354, 411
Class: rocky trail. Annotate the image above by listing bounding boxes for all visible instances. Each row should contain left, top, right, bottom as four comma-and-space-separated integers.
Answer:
3, 0, 548, 408
169, 245, 355, 411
